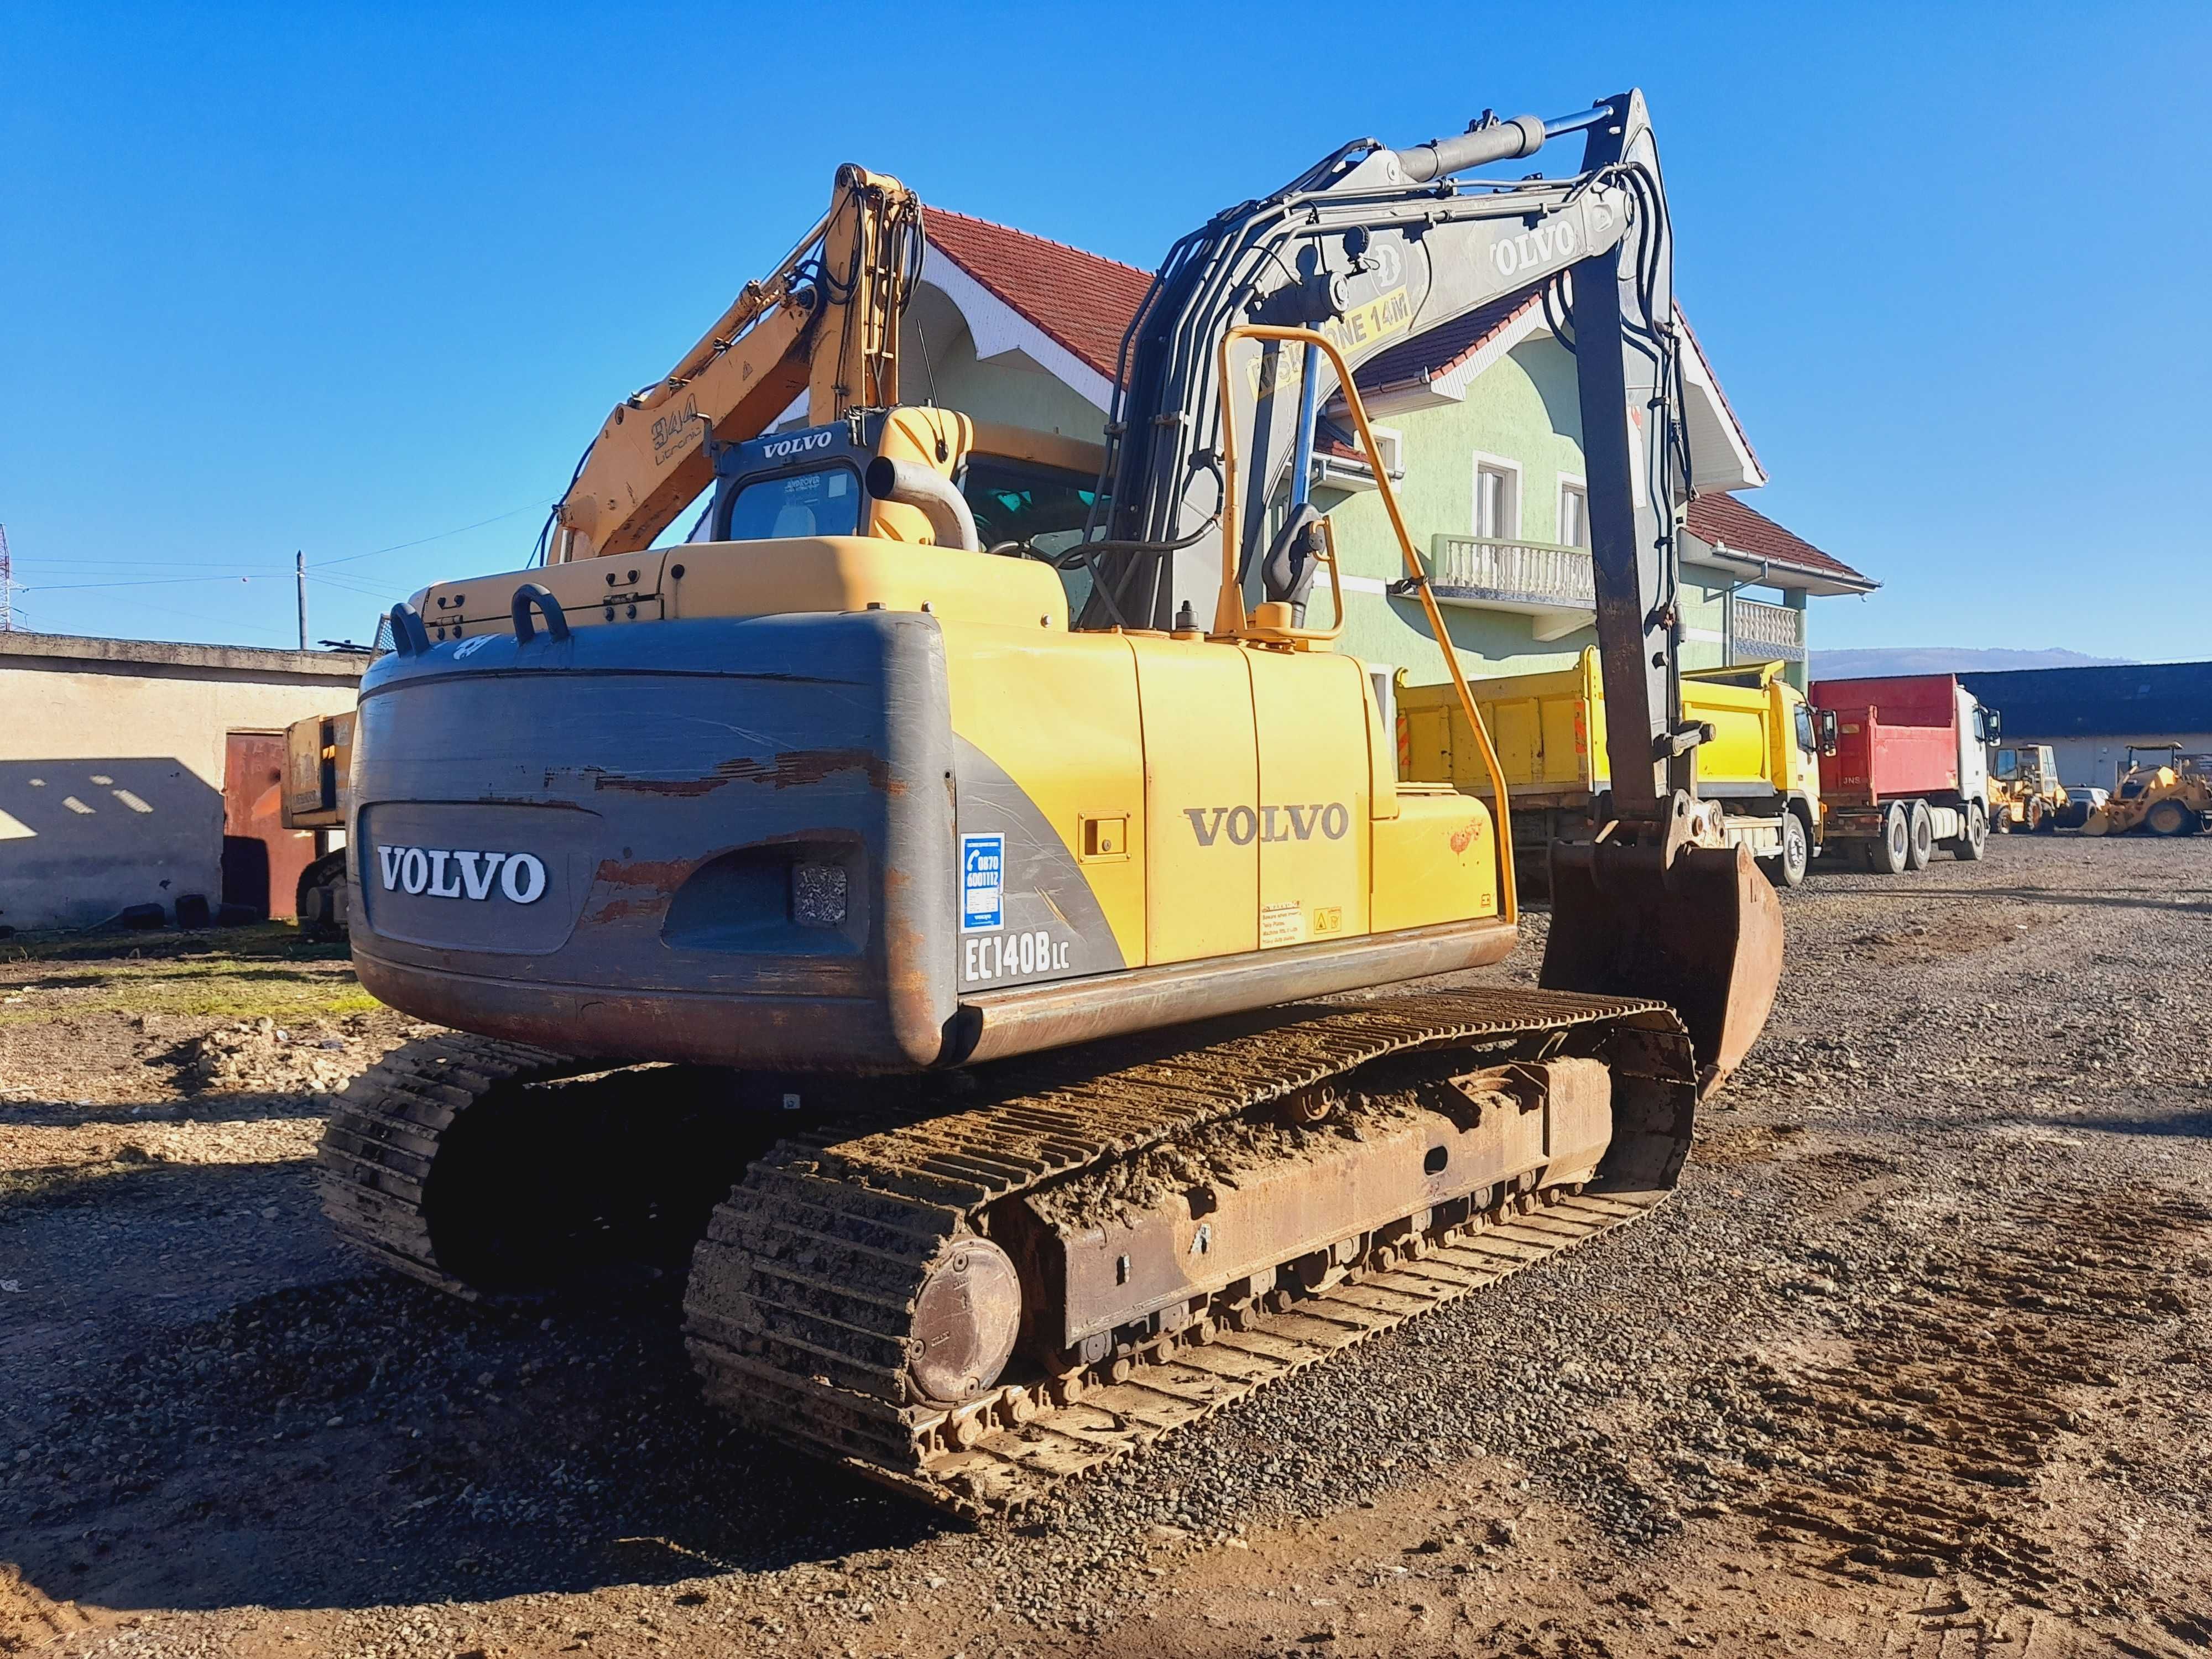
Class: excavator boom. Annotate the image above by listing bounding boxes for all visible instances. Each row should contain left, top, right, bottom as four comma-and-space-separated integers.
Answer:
551, 166, 922, 564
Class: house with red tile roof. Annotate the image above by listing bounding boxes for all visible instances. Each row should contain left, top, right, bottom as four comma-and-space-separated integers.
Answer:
900, 204, 1874, 690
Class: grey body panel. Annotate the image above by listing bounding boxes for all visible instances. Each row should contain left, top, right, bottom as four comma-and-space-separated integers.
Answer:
348, 609, 961, 1070
951, 735, 1125, 993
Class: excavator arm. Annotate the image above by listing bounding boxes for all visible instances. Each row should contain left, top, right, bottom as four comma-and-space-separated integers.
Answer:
1091, 90, 1778, 1087
550, 166, 922, 564
1093, 92, 1689, 812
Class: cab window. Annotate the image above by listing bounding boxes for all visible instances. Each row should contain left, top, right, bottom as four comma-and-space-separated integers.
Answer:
1793, 705, 1817, 755
721, 465, 863, 540
961, 457, 1102, 613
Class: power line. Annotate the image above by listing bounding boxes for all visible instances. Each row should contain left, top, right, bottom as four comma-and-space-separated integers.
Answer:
24, 571, 270, 593
308, 501, 540, 567
15, 498, 546, 592
88, 588, 300, 640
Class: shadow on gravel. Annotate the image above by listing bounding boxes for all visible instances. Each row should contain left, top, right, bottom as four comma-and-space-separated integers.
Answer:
0, 1095, 330, 1128
1804, 883, 2212, 914
2039, 1111, 2212, 1139
3, 1221, 952, 1616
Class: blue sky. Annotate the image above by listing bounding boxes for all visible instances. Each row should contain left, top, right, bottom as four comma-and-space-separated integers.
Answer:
3, 3, 2205, 658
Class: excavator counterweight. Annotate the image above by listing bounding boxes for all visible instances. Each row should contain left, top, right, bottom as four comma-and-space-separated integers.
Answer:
319, 92, 1782, 1515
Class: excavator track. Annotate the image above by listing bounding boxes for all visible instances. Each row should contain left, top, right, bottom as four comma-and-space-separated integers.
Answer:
682, 985, 1699, 1517
319, 1034, 602, 1298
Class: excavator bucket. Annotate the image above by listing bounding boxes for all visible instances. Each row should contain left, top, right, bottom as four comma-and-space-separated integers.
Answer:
1540, 840, 1783, 1099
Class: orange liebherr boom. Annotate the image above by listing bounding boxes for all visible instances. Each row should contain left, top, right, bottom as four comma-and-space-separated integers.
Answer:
551, 166, 922, 564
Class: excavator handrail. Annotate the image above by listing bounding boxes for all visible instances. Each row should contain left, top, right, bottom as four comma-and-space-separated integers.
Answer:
1213, 322, 1516, 926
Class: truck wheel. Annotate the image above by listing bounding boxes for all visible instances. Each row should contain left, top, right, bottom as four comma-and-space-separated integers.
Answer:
1761, 811, 1809, 889
1905, 801, 1935, 870
1872, 805, 1912, 876
1953, 801, 1988, 862
2146, 799, 2191, 837
295, 848, 350, 942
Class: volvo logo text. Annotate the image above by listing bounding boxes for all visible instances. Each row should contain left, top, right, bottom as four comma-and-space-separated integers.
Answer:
375, 846, 548, 904
1491, 219, 1579, 279
759, 429, 834, 461
1184, 804, 1350, 848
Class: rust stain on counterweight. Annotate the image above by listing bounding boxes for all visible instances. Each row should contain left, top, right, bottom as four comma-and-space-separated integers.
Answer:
588, 748, 896, 797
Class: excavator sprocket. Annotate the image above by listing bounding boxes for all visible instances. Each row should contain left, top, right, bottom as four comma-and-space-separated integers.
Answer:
682, 985, 1698, 1516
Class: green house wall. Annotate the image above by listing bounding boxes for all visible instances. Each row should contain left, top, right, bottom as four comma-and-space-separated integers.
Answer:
1307, 335, 1772, 689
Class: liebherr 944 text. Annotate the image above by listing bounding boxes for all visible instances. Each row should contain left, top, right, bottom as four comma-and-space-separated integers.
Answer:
321, 94, 1782, 1515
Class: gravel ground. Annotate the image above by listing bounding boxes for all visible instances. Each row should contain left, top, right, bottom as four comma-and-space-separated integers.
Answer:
4, 836, 2210, 1658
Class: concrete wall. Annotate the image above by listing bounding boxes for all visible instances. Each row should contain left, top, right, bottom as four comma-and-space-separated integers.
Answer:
0, 634, 363, 930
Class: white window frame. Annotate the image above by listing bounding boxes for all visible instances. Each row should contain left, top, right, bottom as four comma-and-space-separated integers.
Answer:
1469, 451, 1523, 542
1364, 424, 1405, 480
1556, 472, 1589, 550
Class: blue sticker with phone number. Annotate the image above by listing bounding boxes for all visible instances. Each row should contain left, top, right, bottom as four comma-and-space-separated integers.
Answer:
961, 833, 1004, 932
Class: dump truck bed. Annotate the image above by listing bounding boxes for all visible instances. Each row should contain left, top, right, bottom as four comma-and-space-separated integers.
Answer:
1809, 674, 1966, 807
1399, 650, 1798, 806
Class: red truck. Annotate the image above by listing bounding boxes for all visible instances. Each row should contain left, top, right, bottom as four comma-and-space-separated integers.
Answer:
1808, 674, 1998, 874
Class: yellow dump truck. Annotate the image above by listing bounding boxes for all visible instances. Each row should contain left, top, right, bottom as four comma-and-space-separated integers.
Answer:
1398, 650, 1830, 888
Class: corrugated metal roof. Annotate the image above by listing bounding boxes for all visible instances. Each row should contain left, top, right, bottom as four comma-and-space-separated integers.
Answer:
1957, 660, 2212, 738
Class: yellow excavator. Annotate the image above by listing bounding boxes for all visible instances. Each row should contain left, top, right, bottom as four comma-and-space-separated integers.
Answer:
321, 94, 1781, 1515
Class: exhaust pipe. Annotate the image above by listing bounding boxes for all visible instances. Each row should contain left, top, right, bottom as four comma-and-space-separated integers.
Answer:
864, 457, 980, 551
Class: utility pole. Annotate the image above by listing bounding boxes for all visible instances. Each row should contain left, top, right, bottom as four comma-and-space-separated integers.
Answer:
0, 524, 14, 633
295, 550, 307, 650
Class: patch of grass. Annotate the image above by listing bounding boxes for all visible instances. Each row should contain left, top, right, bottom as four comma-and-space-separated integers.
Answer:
0, 920, 347, 967
0, 931, 384, 1029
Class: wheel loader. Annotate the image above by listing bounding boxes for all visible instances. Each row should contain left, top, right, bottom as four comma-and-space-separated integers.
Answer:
319, 93, 1782, 1515
2081, 744, 2212, 837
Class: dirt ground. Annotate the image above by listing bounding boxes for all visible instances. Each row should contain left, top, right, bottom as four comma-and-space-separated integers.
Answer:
4, 837, 2211, 1658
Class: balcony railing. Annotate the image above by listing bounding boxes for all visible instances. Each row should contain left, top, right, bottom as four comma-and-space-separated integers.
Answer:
1730, 595, 1804, 662
1426, 535, 1595, 640
1429, 535, 1596, 606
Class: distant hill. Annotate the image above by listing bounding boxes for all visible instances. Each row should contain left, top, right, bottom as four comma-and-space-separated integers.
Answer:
1809, 647, 2135, 679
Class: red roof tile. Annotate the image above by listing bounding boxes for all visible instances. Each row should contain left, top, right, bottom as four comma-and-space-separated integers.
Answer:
1352, 286, 1547, 392
1685, 492, 1872, 586
922, 206, 1154, 383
